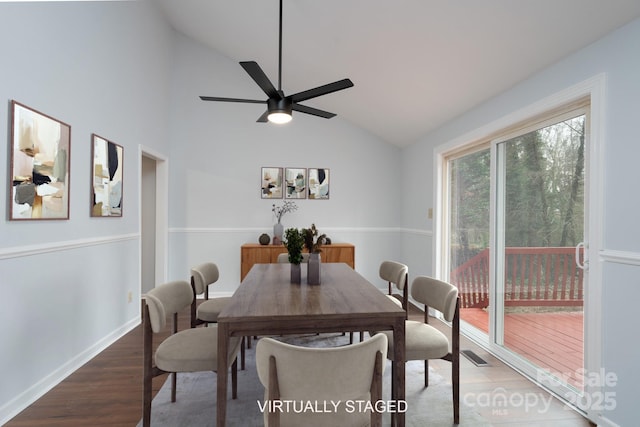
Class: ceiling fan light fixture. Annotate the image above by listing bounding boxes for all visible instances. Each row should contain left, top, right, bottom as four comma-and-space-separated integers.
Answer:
267, 112, 292, 124
199, 0, 353, 123
267, 97, 292, 124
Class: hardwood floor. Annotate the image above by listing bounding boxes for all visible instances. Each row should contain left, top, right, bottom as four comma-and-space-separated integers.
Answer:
5, 300, 593, 426
5, 308, 174, 427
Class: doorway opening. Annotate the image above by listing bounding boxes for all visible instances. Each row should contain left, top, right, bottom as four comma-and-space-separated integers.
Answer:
139, 146, 168, 295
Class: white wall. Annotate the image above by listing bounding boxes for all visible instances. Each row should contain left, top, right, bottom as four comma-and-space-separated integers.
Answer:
165, 32, 405, 290
0, 1, 173, 423
401, 17, 640, 427
3, 1, 638, 425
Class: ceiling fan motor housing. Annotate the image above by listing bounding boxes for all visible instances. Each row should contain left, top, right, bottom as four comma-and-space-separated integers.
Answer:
268, 96, 292, 115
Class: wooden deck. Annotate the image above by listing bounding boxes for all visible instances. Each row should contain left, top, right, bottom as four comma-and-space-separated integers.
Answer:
461, 308, 584, 388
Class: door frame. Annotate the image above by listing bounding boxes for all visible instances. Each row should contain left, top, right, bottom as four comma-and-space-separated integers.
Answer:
433, 74, 605, 421
139, 145, 169, 295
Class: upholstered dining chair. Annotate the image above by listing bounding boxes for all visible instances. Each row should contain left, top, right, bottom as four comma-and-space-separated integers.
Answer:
358, 261, 408, 343
256, 333, 387, 427
142, 280, 242, 427
379, 260, 409, 318
190, 262, 230, 326
379, 275, 460, 424
190, 262, 246, 369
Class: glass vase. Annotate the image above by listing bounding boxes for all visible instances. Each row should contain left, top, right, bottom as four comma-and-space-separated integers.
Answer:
308, 252, 321, 285
273, 222, 284, 245
290, 263, 301, 284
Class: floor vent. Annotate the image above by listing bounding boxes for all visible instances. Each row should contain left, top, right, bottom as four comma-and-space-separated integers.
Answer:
461, 349, 489, 367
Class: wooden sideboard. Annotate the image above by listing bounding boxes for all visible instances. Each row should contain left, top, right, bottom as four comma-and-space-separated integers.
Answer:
240, 243, 355, 281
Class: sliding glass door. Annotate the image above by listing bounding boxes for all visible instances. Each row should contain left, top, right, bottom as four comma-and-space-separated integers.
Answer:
494, 111, 586, 394
441, 103, 590, 408
447, 147, 491, 335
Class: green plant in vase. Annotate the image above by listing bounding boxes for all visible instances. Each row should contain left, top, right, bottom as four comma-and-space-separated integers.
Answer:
283, 228, 304, 264
283, 228, 304, 284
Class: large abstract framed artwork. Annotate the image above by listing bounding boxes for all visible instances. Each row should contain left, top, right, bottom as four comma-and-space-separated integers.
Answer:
10, 100, 71, 220
261, 167, 283, 198
91, 134, 123, 217
308, 168, 330, 199
284, 167, 306, 199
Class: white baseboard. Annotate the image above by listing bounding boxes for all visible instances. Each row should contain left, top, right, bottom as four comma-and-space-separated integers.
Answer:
0, 317, 139, 425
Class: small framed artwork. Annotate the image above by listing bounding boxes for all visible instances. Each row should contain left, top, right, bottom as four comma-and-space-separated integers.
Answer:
261, 167, 283, 198
308, 168, 330, 199
91, 134, 123, 217
284, 167, 307, 199
10, 100, 71, 220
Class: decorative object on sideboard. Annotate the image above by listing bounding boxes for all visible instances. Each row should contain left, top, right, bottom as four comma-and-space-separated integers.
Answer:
10, 100, 71, 220
272, 201, 297, 245
91, 134, 123, 217
258, 233, 271, 245
303, 224, 326, 285
283, 228, 304, 284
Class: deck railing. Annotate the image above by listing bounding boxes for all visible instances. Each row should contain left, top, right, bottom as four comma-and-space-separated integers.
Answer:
450, 247, 584, 309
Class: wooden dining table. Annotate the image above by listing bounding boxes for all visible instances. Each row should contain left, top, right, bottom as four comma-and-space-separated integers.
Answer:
216, 262, 406, 426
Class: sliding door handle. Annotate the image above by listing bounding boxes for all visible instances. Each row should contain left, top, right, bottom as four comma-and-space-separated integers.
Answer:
575, 242, 588, 270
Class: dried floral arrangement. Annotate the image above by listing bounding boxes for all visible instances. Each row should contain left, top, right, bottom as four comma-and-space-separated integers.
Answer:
272, 201, 297, 224
303, 223, 326, 254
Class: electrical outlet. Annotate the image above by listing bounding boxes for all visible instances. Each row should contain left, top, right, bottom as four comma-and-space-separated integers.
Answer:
428, 208, 433, 219
128, 291, 132, 303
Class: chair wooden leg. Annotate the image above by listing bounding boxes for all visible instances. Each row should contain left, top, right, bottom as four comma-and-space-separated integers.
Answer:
142, 302, 153, 427
232, 358, 238, 400
268, 355, 281, 427
390, 361, 396, 427
370, 351, 383, 427
424, 360, 429, 388
452, 350, 460, 423
142, 371, 152, 427
171, 372, 177, 402
241, 337, 246, 370
453, 298, 460, 424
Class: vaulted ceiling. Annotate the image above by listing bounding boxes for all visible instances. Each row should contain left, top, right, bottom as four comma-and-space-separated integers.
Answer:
155, 0, 640, 146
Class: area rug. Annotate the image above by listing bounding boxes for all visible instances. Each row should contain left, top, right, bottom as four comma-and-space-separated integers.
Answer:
138, 333, 489, 426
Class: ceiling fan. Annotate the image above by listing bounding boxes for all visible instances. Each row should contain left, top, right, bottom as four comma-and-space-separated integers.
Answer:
199, 0, 353, 124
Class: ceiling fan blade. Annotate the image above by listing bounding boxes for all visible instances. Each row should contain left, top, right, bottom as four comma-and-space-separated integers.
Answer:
290, 79, 354, 103
199, 96, 266, 104
257, 110, 270, 122
292, 103, 336, 119
240, 61, 280, 99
